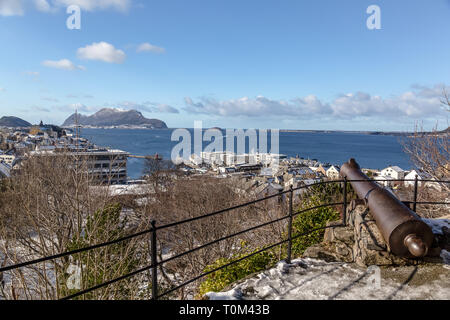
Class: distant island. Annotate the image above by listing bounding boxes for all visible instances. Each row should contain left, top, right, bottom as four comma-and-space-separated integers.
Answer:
62, 108, 168, 129
0, 116, 32, 128
280, 128, 449, 137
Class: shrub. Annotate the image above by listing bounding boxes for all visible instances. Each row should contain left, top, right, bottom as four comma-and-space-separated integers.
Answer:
291, 203, 340, 256
198, 244, 277, 296
60, 203, 143, 300
290, 183, 341, 256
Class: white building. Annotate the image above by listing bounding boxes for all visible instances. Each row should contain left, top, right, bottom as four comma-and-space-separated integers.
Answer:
381, 166, 405, 180
218, 167, 236, 174
404, 170, 442, 191
375, 175, 395, 187
326, 165, 340, 179
0, 152, 16, 166
31, 147, 129, 184
199, 151, 286, 167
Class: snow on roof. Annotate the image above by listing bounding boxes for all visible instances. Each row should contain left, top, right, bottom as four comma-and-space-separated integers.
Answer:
383, 166, 404, 172
375, 175, 394, 180
405, 170, 432, 179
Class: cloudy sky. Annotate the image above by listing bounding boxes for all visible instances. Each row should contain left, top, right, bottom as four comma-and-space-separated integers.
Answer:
0, 0, 449, 130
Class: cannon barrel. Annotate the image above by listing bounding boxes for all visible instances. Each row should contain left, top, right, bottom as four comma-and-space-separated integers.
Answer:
340, 159, 433, 258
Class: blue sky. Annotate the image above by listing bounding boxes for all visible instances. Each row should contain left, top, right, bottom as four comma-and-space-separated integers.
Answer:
0, 0, 449, 130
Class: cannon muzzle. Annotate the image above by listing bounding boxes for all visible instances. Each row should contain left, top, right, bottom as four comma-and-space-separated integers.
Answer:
340, 159, 433, 258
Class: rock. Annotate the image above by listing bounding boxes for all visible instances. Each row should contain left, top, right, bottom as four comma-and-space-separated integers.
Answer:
302, 241, 353, 263
302, 244, 338, 262
0, 116, 32, 127
62, 108, 168, 129
333, 227, 355, 243
324, 222, 354, 244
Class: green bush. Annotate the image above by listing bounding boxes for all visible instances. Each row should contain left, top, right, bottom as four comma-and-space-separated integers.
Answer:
291, 185, 341, 256
198, 244, 277, 296
291, 203, 339, 256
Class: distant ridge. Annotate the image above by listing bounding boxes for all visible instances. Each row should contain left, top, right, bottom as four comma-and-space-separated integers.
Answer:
0, 116, 32, 127
62, 108, 168, 129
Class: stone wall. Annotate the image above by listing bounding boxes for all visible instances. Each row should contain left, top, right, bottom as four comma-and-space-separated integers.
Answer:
303, 199, 448, 267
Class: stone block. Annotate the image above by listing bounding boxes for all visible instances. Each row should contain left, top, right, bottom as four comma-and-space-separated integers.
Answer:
334, 227, 354, 243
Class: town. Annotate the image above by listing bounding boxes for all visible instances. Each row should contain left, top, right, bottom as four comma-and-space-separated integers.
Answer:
0, 123, 443, 198
0, 123, 129, 185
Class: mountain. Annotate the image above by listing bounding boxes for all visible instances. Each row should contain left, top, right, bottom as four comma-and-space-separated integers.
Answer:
0, 116, 32, 127
62, 108, 168, 129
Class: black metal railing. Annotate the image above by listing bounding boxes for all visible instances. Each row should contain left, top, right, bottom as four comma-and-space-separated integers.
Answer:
0, 177, 449, 300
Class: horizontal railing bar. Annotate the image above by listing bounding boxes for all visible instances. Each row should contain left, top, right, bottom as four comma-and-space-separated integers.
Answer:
61, 263, 155, 300
66, 222, 344, 300
414, 201, 450, 205
0, 228, 154, 273
293, 202, 345, 218
159, 214, 291, 266
291, 179, 345, 192
157, 238, 289, 299
156, 191, 290, 231
2, 177, 448, 287
158, 221, 343, 298
325, 179, 449, 183
291, 224, 338, 241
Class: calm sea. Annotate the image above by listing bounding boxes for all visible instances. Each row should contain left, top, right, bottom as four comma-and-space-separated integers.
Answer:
80, 129, 412, 179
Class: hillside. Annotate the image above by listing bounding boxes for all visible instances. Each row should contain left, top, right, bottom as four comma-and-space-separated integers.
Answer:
62, 108, 168, 129
0, 116, 32, 127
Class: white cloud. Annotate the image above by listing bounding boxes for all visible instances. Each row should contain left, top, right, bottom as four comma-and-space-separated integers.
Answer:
41, 97, 59, 102
141, 102, 179, 113
52, 0, 131, 12
137, 43, 166, 54
184, 95, 331, 118
184, 84, 449, 120
0, 0, 24, 16
2, 0, 131, 15
33, 0, 54, 12
111, 101, 144, 110
330, 86, 447, 118
102, 101, 179, 114
57, 103, 96, 113
156, 104, 179, 113
42, 59, 85, 70
0, 87, 5, 92
77, 42, 126, 64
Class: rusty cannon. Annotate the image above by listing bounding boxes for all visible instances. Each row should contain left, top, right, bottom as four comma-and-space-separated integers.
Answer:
340, 158, 434, 258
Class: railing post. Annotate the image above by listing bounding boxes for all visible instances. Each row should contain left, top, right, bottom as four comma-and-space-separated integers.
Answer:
277, 188, 283, 204
287, 185, 294, 264
342, 178, 347, 226
150, 220, 158, 300
413, 175, 418, 212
